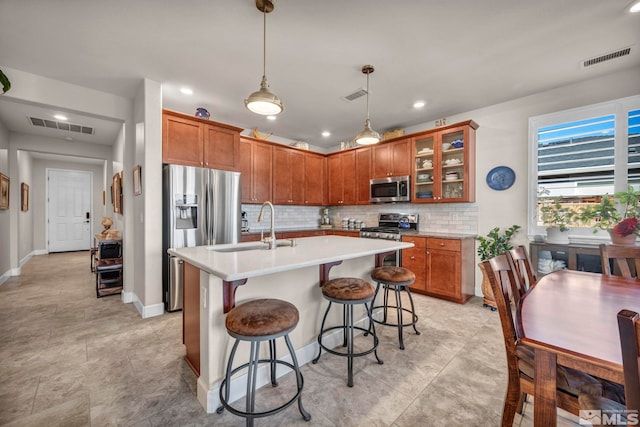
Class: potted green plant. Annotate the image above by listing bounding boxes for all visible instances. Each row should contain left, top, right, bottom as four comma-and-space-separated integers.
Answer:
476, 225, 521, 310
0, 69, 10, 94
539, 198, 574, 244
579, 186, 640, 245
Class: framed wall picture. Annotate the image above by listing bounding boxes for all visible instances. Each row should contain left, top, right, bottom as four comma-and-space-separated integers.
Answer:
21, 183, 29, 212
0, 173, 8, 210
112, 172, 122, 214
133, 165, 142, 196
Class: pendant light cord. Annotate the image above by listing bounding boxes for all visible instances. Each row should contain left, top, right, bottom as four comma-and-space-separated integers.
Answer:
262, 6, 267, 79
366, 71, 370, 121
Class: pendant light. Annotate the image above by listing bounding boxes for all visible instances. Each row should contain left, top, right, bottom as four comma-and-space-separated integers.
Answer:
245, 0, 283, 115
355, 65, 381, 145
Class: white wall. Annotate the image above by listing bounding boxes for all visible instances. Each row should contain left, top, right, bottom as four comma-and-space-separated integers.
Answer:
16, 150, 33, 262
0, 119, 10, 283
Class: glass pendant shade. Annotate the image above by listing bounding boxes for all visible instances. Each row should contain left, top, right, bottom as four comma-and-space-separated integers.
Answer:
355, 119, 381, 145
245, 76, 283, 115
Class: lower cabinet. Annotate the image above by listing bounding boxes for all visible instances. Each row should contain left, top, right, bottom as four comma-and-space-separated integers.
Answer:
401, 235, 475, 303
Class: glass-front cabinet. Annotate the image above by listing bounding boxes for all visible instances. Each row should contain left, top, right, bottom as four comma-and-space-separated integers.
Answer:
412, 120, 478, 203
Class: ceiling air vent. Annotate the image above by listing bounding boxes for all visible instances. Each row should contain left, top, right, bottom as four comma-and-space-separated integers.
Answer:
29, 116, 94, 135
582, 47, 632, 68
342, 88, 367, 102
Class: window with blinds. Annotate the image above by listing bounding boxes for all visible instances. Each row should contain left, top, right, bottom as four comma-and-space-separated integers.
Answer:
529, 96, 640, 239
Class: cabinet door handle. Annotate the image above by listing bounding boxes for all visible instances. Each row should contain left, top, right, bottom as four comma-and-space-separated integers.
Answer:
440, 242, 445, 246
410, 256, 415, 260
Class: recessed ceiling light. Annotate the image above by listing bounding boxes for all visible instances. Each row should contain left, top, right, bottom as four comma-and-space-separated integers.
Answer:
322, 131, 331, 137
413, 101, 426, 109
266, 115, 277, 121
54, 114, 68, 121
630, 1, 640, 12
65, 136, 73, 141
180, 87, 193, 95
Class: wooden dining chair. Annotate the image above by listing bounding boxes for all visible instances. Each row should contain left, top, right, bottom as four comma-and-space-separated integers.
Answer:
618, 309, 640, 412
599, 243, 640, 279
508, 245, 537, 292
483, 254, 609, 426
578, 310, 638, 425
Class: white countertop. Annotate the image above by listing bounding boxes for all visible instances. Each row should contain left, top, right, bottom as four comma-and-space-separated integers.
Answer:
168, 235, 413, 281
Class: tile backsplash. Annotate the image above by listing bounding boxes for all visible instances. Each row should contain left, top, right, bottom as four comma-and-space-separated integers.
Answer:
242, 203, 478, 235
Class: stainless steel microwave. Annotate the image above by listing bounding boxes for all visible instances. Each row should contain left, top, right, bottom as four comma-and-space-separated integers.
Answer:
370, 176, 411, 203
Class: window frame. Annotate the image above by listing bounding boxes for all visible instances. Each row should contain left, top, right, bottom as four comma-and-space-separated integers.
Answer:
528, 95, 640, 243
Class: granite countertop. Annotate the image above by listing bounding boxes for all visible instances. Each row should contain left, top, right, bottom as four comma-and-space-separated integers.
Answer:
401, 231, 477, 239
168, 235, 413, 281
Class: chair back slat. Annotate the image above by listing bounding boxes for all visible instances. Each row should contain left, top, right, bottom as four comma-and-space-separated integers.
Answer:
600, 244, 640, 279
617, 309, 640, 411
508, 245, 537, 293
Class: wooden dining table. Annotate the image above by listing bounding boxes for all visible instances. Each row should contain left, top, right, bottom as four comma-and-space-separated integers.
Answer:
519, 269, 640, 427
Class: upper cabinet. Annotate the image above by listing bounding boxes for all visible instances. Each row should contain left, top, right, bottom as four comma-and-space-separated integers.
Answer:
327, 150, 356, 206
355, 147, 372, 205
412, 120, 478, 203
303, 152, 326, 205
273, 145, 326, 206
162, 109, 242, 171
371, 138, 412, 179
239, 137, 273, 204
273, 146, 305, 205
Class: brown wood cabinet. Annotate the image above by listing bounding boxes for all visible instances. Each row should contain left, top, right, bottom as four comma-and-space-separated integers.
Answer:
183, 261, 200, 375
303, 152, 326, 205
401, 235, 475, 303
355, 147, 372, 204
371, 138, 411, 179
273, 146, 305, 205
412, 120, 478, 203
239, 137, 273, 204
327, 150, 356, 205
162, 109, 242, 170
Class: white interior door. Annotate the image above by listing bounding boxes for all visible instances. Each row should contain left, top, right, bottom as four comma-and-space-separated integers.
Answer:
48, 169, 92, 252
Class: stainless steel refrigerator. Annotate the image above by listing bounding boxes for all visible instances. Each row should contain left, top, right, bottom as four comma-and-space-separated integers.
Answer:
162, 165, 241, 311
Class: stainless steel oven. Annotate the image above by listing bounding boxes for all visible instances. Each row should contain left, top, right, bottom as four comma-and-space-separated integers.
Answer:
359, 213, 419, 266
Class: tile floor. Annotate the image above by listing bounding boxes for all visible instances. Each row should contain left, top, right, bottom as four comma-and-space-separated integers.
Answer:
0, 251, 583, 426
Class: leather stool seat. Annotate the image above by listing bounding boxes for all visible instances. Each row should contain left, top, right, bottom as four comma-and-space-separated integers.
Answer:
217, 298, 310, 426
313, 277, 382, 387
226, 299, 299, 338
322, 278, 375, 302
371, 266, 416, 284
370, 266, 420, 350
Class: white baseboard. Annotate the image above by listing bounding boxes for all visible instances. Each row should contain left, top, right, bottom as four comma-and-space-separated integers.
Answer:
202, 315, 372, 413
131, 292, 165, 319
0, 270, 10, 285
121, 290, 134, 304
34, 249, 48, 255
19, 251, 36, 268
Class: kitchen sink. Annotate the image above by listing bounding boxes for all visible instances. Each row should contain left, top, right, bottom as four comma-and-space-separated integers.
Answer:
211, 240, 296, 253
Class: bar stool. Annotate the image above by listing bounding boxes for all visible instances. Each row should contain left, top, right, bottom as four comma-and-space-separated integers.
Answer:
312, 277, 383, 387
217, 299, 311, 426
370, 266, 420, 350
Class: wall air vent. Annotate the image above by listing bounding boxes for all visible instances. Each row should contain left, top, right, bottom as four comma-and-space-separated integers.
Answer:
582, 47, 632, 68
342, 88, 367, 102
29, 117, 94, 135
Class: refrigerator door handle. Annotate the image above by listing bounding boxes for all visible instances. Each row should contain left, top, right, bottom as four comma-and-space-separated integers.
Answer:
168, 256, 184, 312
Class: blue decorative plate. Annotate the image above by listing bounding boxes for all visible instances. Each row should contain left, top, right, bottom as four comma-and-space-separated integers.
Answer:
486, 166, 515, 191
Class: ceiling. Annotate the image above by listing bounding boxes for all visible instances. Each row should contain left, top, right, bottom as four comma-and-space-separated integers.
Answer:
0, 0, 639, 150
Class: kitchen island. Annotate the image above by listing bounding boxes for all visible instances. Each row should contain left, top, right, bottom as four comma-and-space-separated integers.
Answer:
168, 235, 413, 413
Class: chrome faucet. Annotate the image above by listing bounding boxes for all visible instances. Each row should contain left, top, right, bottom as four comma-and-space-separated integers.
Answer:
257, 201, 277, 249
